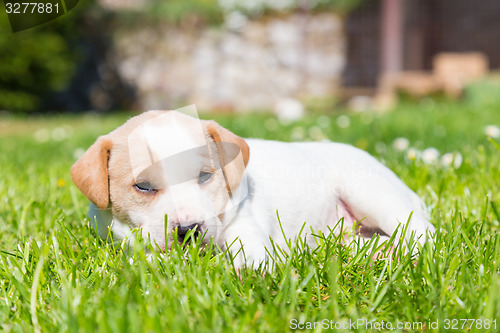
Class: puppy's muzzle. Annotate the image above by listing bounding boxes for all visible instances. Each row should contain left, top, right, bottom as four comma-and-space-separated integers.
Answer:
176, 223, 201, 242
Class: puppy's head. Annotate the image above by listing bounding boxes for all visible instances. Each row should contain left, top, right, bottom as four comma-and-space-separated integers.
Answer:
71, 110, 249, 249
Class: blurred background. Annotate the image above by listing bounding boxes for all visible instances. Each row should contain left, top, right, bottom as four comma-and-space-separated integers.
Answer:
1, 0, 500, 115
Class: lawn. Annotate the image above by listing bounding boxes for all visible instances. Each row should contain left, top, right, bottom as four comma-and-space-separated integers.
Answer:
0, 97, 499, 332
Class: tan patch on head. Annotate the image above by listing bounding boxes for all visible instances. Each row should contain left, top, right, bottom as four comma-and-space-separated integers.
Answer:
71, 110, 170, 210
204, 120, 249, 196
71, 136, 113, 209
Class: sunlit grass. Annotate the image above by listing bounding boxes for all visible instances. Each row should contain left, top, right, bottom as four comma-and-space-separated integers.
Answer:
0, 99, 499, 332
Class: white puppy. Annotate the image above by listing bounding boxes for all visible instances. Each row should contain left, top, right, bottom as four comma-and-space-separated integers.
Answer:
71, 110, 434, 268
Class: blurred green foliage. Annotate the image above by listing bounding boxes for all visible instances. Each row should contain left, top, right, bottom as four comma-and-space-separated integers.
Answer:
128, 0, 367, 26
465, 74, 500, 109
144, 0, 223, 25
0, 2, 93, 113
313, 0, 367, 13
217, 0, 367, 17
0, 0, 366, 113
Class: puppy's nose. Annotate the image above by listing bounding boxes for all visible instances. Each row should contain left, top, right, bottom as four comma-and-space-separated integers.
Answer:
176, 223, 201, 241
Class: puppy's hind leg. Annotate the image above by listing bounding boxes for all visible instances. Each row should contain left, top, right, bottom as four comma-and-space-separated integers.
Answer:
337, 172, 435, 247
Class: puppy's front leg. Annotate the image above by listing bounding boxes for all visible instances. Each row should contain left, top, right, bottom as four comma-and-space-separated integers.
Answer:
222, 217, 272, 269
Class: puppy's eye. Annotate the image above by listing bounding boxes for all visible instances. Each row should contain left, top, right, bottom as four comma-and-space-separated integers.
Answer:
134, 182, 155, 192
198, 171, 213, 184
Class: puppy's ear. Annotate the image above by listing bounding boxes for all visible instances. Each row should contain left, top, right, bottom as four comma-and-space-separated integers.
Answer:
205, 121, 249, 194
71, 136, 113, 209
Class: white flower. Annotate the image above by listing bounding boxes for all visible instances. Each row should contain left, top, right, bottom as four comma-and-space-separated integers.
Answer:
441, 152, 463, 169
453, 153, 464, 169
406, 148, 420, 161
484, 125, 500, 138
422, 148, 440, 164
290, 126, 305, 141
441, 153, 453, 167
51, 127, 68, 141
336, 115, 350, 128
392, 137, 410, 152
316, 115, 330, 128
274, 98, 304, 123
308, 126, 325, 141
34, 128, 50, 143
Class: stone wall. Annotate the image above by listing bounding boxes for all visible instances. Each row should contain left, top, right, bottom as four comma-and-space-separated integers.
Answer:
111, 12, 345, 112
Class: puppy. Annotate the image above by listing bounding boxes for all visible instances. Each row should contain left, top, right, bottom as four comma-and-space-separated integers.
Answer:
71, 110, 435, 268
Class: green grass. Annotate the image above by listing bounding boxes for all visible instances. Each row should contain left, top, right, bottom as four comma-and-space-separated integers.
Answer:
0, 100, 499, 332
